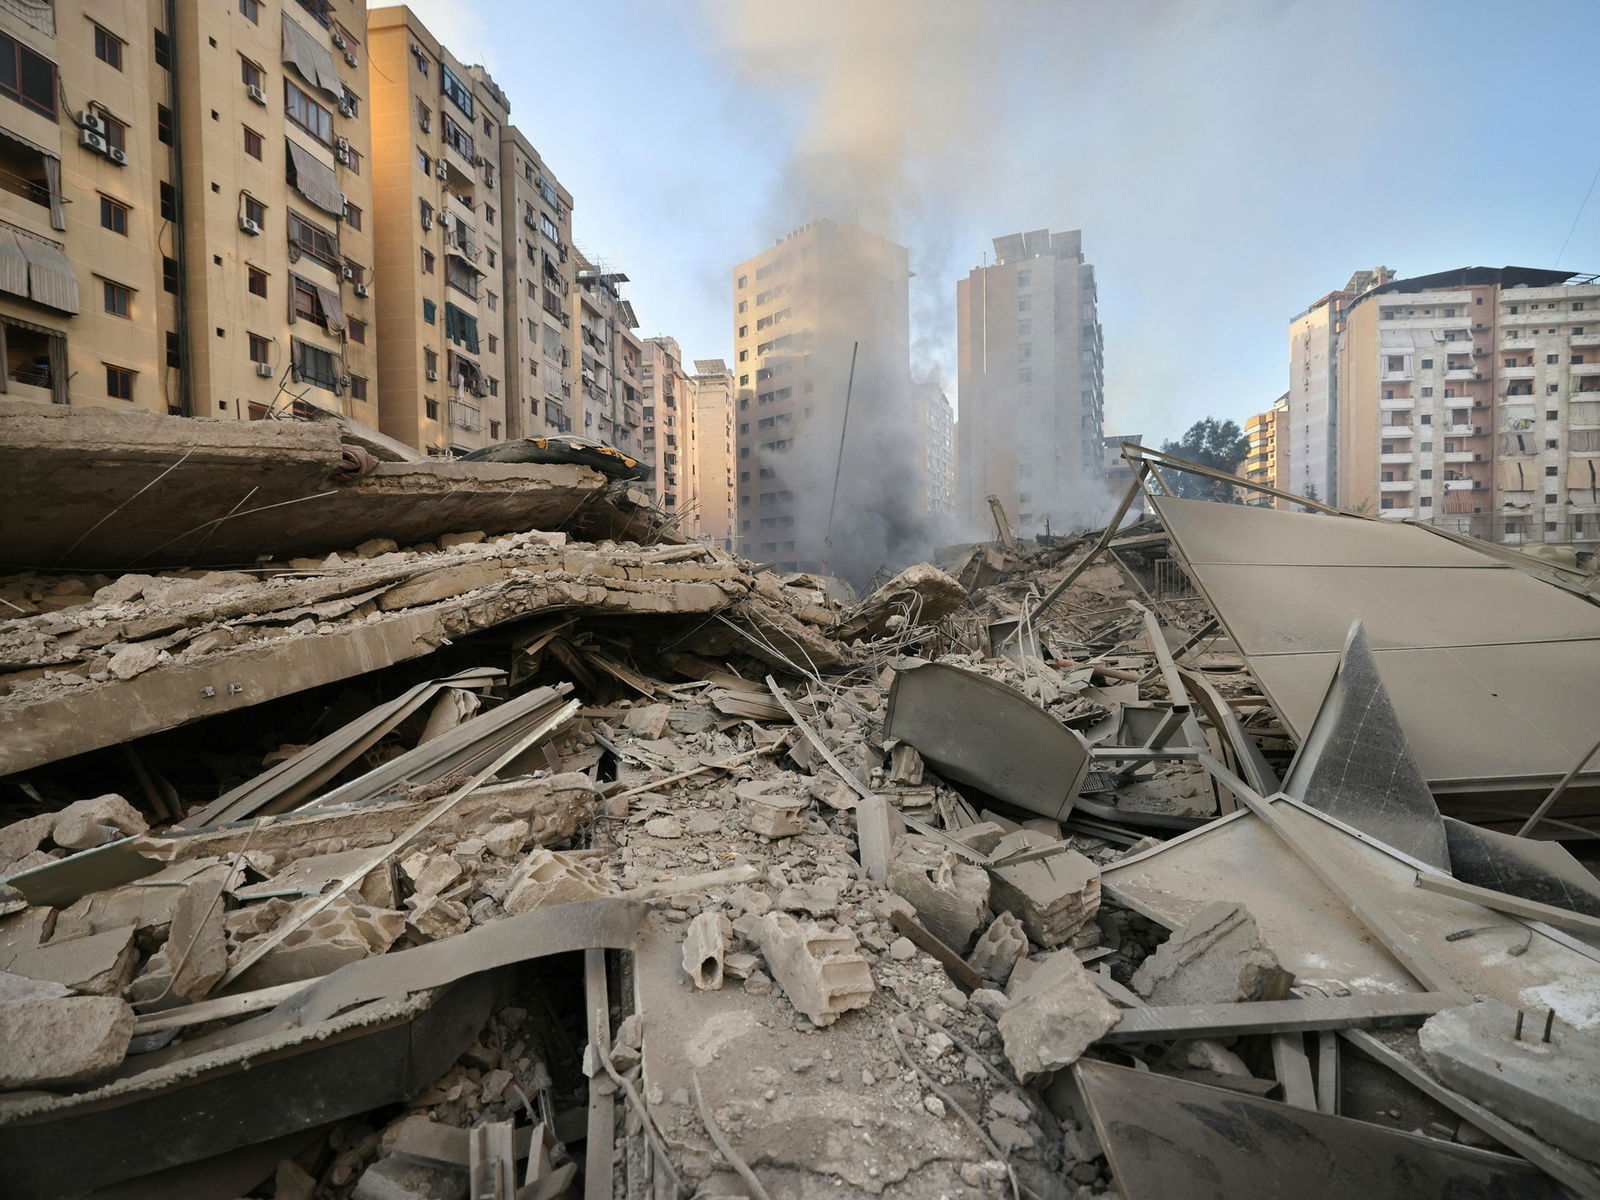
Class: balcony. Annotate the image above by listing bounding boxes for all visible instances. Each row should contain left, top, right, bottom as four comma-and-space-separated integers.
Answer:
1379, 452, 1413, 465
1573, 362, 1600, 376
1379, 398, 1413, 411
1444, 368, 1482, 381
1381, 369, 1412, 382
1380, 424, 1413, 438
1443, 423, 1480, 436
1572, 333, 1600, 348
1501, 336, 1536, 351
1501, 363, 1535, 379
1444, 478, 1484, 492
1443, 450, 1480, 464
1380, 479, 1415, 491
1380, 506, 1415, 519
447, 397, 482, 433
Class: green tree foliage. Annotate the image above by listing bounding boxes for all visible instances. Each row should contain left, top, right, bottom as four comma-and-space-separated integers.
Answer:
1158, 418, 1251, 501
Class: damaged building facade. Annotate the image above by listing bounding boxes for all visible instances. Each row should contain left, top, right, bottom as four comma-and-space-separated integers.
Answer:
1, 394, 1598, 1199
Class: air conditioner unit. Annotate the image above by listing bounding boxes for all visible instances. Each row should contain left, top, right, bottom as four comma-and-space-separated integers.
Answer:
438, 211, 453, 229
246, 83, 267, 105
239, 216, 262, 235
420, 213, 433, 230
341, 264, 355, 281
426, 368, 439, 380
256, 362, 275, 378
78, 111, 106, 135
353, 282, 369, 298
79, 128, 107, 154
344, 51, 358, 68
338, 375, 352, 389
107, 147, 127, 165
338, 100, 355, 119
436, 158, 449, 179
335, 145, 351, 165
420, 116, 431, 133
332, 32, 347, 49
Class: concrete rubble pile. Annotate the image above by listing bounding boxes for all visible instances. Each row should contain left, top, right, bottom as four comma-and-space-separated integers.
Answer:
0, 417, 1598, 1199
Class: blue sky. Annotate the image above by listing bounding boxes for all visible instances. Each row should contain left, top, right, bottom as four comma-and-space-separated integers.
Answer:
381, 0, 1600, 444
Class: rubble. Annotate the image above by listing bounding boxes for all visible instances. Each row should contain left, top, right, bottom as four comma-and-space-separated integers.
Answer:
0, 434, 1595, 1198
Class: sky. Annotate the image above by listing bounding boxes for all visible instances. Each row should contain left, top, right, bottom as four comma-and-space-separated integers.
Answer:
376, 0, 1600, 446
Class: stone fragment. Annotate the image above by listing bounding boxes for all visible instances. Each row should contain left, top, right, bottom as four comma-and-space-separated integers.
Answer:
8, 924, 138, 995
888, 837, 991, 952
745, 793, 806, 839
743, 970, 773, 996
1131, 901, 1291, 1005
1420, 1001, 1600, 1165
967, 911, 1028, 985
0, 906, 55, 970
402, 853, 463, 901
887, 937, 917, 961
987, 830, 1099, 947
232, 897, 405, 990
354, 537, 400, 558
480, 819, 529, 859
889, 743, 925, 786
723, 951, 758, 980
502, 848, 617, 914
682, 911, 731, 990
969, 988, 1010, 1021
756, 912, 875, 1026
989, 1118, 1035, 1152
0, 991, 133, 1089
642, 816, 683, 839
51, 793, 149, 851
406, 895, 472, 941
137, 865, 230, 1002
683, 811, 722, 837
352, 1154, 467, 1200
777, 881, 841, 917
996, 951, 1121, 1082
106, 642, 162, 680
624, 703, 671, 739
0, 813, 55, 872
437, 530, 487, 549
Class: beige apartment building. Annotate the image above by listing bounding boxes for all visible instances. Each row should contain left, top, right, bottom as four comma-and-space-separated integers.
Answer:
641, 335, 697, 529
692, 357, 737, 549
569, 248, 643, 456
495, 122, 573, 440
732, 219, 912, 574
956, 228, 1105, 539
0, 0, 377, 426
1241, 393, 1289, 506
914, 379, 955, 516
1335, 266, 1600, 547
368, 6, 508, 455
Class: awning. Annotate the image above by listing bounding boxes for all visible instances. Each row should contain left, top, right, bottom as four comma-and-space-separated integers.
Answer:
314, 282, 346, 336
444, 302, 480, 354
0, 228, 28, 300
285, 140, 343, 218
281, 14, 343, 98
0, 129, 64, 230
14, 229, 78, 313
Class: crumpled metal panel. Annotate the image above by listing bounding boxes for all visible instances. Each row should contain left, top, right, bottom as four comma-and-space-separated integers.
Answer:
884, 660, 1089, 821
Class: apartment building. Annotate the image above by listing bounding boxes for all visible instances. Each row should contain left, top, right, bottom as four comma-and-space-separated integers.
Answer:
1285, 266, 1393, 503
494, 122, 572, 440
0, 0, 376, 426
1336, 266, 1600, 547
915, 379, 955, 516
569, 248, 643, 455
692, 357, 737, 549
641, 335, 696, 529
956, 228, 1105, 539
732, 220, 911, 573
368, 6, 507, 455
1241, 393, 1290, 506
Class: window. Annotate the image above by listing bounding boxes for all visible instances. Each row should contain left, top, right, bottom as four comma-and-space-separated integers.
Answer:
1546, 494, 1559, 505
1548, 409, 1560, 420
350, 374, 367, 401
1546, 466, 1559, 477
94, 24, 124, 70
348, 317, 366, 345
248, 266, 267, 297
240, 56, 263, 89
440, 65, 474, 118
487, 333, 498, 353
0, 34, 57, 119
425, 348, 438, 375
290, 274, 320, 322
105, 364, 135, 400
239, 0, 261, 22
539, 213, 559, 242
243, 195, 265, 227
1420, 358, 1432, 369
1420, 469, 1432, 480
285, 80, 333, 145
100, 196, 129, 235
154, 28, 171, 70
1420, 386, 1433, 397
248, 333, 271, 364
102, 115, 126, 156
421, 248, 435, 274
288, 210, 338, 270
165, 331, 180, 367
102, 279, 132, 317
155, 103, 173, 145
162, 256, 177, 293
419, 199, 433, 228
423, 299, 437, 324
441, 112, 474, 161
243, 125, 263, 159
1018, 296, 1030, 312
426, 399, 439, 420
1420, 414, 1431, 425
484, 203, 494, 223
292, 339, 337, 390
160, 181, 176, 221
1576, 355, 1587, 365
1549, 384, 1561, 394
343, 200, 362, 230
340, 88, 360, 119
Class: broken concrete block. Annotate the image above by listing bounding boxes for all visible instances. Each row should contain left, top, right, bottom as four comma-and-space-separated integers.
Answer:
997, 951, 1120, 1082
641, 816, 683, 839
888, 838, 991, 953
231, 897, 405, 990
624, 703, 671, 740
743, 787, 807, 838
889, 743, 925, 786
406, 895, 472, 942
1131, 901, 1291, 1005
8, 924, 138, 995
161, 865, 231, 1002
402, 852, 463, 901
682, 911, 731, 990
756, 912, 875, 1026
0, 991, 133, 1089
0, 906, 55, 971
502, 848, 617, 915
777, 881, 841, 917
0, 968, 69, 1004
51, 793, 149, 851
437, 530, 487, 549
987, 830, 1099, 947
352, 1153, 467, 1200
967, 911, 1027, 986
482, 820, 530, 858
377, 562, 508, 610
0, 812, 56, 872
1420, 1001, 1600, 1165
354, 537, 400, 558
106, 642, 162, 680
950, 822, 1007, 855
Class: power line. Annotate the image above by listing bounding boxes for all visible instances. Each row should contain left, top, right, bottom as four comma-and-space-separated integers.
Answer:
1555, 159, 1600, 267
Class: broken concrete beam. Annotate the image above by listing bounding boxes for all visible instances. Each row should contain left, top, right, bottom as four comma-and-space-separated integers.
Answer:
755, 912, 875, 1026
682, 911, 731, 990
967, 911, 1027, 986
7, 923, 138, 995
229, 896, 405, 991
833, 563, 967, 642
502, 848, 618, 914
987, 830, 1100, 947
854, 793, 898, 883
1420, 1001, 1600, 1165
888, 837, 991, 953
50, 793, 149, 851
997, 950, 1121, 1082
0, 987, 134, 1089
1131, 901, 1292, 1006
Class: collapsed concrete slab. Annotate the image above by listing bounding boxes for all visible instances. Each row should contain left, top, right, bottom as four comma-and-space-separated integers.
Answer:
1420, 1001, 1600, 1165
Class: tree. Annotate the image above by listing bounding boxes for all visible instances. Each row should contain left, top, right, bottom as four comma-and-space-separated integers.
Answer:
1158, 418, 1251, 502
